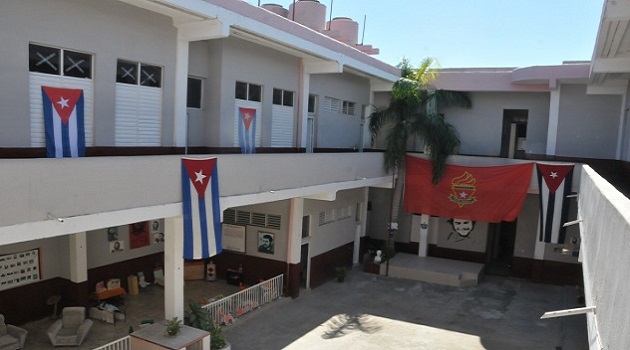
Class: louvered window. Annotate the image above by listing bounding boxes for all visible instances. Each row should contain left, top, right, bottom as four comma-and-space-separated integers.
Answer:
115, 59, 162, 146
323, 96, 340, 112
236, 211, 251, 225
318, 209, 335, 226
223, 209, 236, 224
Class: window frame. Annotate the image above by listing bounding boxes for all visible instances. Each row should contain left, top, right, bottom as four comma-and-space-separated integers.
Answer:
29, 43, 92, 79
187, 76, 203, 109
235, 81, 262, 102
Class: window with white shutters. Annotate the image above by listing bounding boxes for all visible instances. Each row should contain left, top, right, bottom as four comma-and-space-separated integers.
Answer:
28, 43, 94, 147
115, 59, 162, 146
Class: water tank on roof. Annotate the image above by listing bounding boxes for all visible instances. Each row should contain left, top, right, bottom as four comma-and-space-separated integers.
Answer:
328, 17, 359, 46
262, 3, 289, 18
288, 0, 326, 31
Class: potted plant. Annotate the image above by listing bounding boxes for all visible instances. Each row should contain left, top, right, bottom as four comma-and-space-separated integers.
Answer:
184, 300, 230, 350
335, 267, 348, 282
164, 316, 182, 337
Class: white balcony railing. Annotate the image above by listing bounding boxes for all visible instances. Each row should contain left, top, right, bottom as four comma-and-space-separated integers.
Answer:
203, 274, 284, 325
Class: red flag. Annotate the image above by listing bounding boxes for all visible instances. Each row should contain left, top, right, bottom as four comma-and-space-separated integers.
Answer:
404, 156, 534, 222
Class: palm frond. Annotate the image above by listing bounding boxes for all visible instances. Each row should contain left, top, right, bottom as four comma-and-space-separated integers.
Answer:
413, 113, 460, 183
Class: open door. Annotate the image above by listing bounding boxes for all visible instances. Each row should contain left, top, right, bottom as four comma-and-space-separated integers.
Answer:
485, 221, 517, 276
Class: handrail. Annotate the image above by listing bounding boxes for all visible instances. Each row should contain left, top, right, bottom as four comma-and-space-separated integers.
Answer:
92, 335, 130, 350
202, 274, 284, 325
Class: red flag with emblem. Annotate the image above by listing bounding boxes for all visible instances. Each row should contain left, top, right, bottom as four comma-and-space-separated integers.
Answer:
404, 156, 534, 222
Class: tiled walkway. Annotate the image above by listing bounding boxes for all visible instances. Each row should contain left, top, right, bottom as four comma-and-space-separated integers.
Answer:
19, 279, 240, 350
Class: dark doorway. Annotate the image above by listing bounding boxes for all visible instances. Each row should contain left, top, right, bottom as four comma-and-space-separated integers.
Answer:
500, 109, 528, 159
300, 243, 309, 288
485, 221, 517, 276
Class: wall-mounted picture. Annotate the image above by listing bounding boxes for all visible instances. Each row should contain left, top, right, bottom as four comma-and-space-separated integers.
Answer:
257, 232, 274, 254
151, 220, 164, 243
129, 221, 150, 249
110, 240, 124, 253
107, 227, 118, 242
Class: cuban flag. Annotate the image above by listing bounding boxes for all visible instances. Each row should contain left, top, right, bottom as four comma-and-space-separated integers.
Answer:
238, 107, 256, 154
182, 157, 222, 259
537, 163, 574, 244
41, 86, 85, 158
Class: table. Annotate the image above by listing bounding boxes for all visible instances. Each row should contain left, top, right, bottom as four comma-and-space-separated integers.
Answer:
130, 322, 210, 350
90, 287, 126, 301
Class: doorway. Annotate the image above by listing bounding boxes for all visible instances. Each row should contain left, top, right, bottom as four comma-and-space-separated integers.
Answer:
485, 221, 517, 276
500, 109, 528, 159
300, 243, 309, 288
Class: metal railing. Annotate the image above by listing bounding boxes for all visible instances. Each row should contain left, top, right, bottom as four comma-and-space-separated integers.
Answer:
203, 274, 284, 325
92, 336, 130, 350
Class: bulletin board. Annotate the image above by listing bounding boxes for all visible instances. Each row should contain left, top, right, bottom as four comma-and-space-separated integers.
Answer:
0, 248, 41, 291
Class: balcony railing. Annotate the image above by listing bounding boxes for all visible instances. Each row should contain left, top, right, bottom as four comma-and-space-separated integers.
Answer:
202, 274, 284, 325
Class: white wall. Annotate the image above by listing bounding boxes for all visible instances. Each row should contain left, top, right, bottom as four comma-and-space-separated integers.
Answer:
445, 91, 551, 156
304, 188, 364, 256
556, 84, 621, 159
578, 166, 630, 350
0, 237, 68, 281
310, 73, 371, 148
204, 37, 300, 148
0, 0, 177, 147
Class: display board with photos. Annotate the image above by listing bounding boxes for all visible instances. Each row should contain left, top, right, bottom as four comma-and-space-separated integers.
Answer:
0, 248, 41, 291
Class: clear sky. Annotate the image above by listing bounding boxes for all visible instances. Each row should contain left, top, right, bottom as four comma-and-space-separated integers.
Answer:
242, 0, 604, 69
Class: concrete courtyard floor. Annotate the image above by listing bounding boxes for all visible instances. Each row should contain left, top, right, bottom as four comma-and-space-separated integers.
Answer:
223, 268, 588, 350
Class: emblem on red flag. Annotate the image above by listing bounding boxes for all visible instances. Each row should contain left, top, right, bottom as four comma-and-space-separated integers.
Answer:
449, 171, 477, 207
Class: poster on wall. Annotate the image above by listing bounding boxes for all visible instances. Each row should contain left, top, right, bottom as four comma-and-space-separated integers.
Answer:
257, 232, 274, 254
110, 240, 125, 253
151, 220, 164, 244
129, 221, 150, 249
0, 248, 41, 291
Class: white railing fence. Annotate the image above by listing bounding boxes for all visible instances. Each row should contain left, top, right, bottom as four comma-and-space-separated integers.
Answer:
92, 336, 130, 350
203, 274, 284, 325
91, 274, 283, 349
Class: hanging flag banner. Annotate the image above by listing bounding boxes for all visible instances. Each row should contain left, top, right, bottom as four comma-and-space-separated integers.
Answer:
238, 107, 256, 154
404, 156, 534, 222
182, 157, 222, 259
41, 86, 85, 158
536, 163, 574, 244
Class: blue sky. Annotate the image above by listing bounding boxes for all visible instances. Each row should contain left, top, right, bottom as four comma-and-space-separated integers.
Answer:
242, 0, 604, 68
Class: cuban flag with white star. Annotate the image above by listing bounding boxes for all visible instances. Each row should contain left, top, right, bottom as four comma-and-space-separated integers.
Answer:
41, 86, 85, 158
537, 163, 574, 244
182, 157, 222, 259
238, 107, 256, 154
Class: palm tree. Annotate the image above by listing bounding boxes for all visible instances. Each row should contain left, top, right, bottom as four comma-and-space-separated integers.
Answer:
369, 57, 471, 273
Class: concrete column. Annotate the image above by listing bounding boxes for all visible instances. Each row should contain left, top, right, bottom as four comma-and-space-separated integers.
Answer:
287, 198, 304, 297
164, 216, 185, 320
546, 86, 561, 155
173, 35, 190, 148
299, 66, 311, 150
69, 232, 87, 283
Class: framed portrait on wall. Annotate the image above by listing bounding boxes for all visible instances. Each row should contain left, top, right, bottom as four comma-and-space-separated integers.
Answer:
107, 227, 118, 242
129, 221, 150, 249
257, 232, 274, 254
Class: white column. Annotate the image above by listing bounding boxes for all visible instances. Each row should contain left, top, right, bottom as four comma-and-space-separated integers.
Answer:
164, 216, 185, 320
546, 86, 561, 155
299, 67, 311, 150
69, 232, 87, 283
287, 198, 304, 265
173, 36, 190, 148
